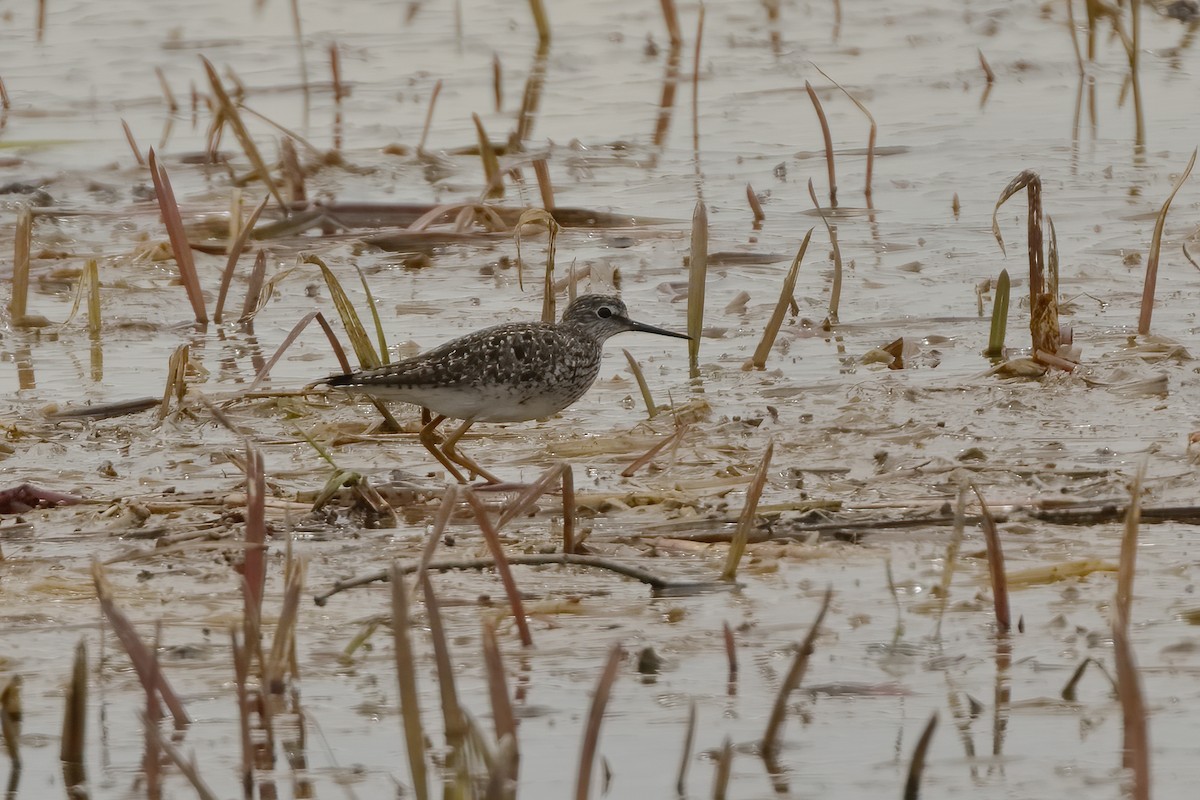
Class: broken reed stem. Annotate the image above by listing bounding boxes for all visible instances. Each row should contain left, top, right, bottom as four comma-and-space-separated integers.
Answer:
473, 112, 504, 199
0, 77, 10, 110
492, 54, 503, 111
970, 482, 1010, 633
121, 120, 146, 166
240, 249, 269, 324
687, 201, 708, 379
418, 79, 442, 153
528, 0, 551, 46
805, 81, 837, 208
389, 564, 430, 800
723, 622, 738, 689
690, 3, 704, 154
745, 183, 765, 225
481, 624, 519, 773
808, 179, 843, 322
985, 268, 1010, 358
60, 640, 87, 791
0, 676, 20, 769
533, 158, 555, 211
935, 484, 968, 640
810, 64, 876, 203
1115, 461, 1150, 800
215, 194, 270, 324
992, 170, 1058, 353
148, 149, 208, 324
464, 489, 535, 647
155, 66, 179, 112
903, 713, 939, 800
622, 349, 659, 418
761, 586, 832, 757
1138, 147, 1196, 335
621, 425, 688, 478
978, 49, 995, 83
675, 700, 696, 796
420, 573, 467, 747
660, 0, 682, 47
712, 737, 733, 800
747, 229, 813, 369
721, 440, 773, 581
84, 258, 101, 337
10, 205, 31, 324
513, 209, 559, 318
1130, 0, 1144, 151
575, 643, 622, 800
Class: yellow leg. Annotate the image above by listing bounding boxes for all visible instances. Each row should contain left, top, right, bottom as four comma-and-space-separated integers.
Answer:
442, 420, 502, 485
419, 414, 468, 483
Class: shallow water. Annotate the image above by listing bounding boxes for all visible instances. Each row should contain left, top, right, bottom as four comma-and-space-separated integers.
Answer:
4, 0, 1200, 797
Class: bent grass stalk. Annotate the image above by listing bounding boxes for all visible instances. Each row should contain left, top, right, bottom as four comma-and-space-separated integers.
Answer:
1138, 147, 1195, 334
805, 81, 837, 208
721, 440, 773, 581
622, 349, 659, 418
148, 149, 208, 324
810, 64, 877, 202
513, 208, 560, 314
747, 229, 813, 369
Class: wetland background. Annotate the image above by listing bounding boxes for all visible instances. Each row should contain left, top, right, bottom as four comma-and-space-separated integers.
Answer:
3, 0, 1200, 797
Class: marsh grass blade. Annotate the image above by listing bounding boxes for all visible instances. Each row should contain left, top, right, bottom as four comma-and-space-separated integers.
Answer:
465, 489, 534, 646
713, 737, 733, 800
971, 482, 1010, 632
621, 424, 689, 478
805, 81, 837, 208
305, 254, 381, 368
992, 170, 1058, 355
472, 113, 505, 199
60, 641, 87, 791
675, 700, 695, 797
148, 149, 208, 324
200, 56, 287, 212
417, 79, 442, 154
745, 183, 765, 226
390, 564, 430, 800
810, 64, 876, 202
690, 4, 704, 154
687, 201, 708, 379
239, 249, 268, 324
121, 119, 145, 166
622, 349, 659, 418
242, 445, 267, 630
158, 343, 190, 420
985, 269, 1010, 359
1138, 147, 1195, 334
1114, 460, 1150, 800
761, 586, 831, 758
903, 713, 938, 800
513, 208, 560, 314
721, 440, 773, 581
420, 574, 467, 747
10, 205, 48, 328
214, 194, 269, 323
575, 643, 622, 800
0, 676, 20, 770
481, 624, 518, 766
808, 176, 843, 322
747, 230, 813, 369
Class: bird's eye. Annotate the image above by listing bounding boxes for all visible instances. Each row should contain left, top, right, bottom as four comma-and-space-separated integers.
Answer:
597, 306, 614, 319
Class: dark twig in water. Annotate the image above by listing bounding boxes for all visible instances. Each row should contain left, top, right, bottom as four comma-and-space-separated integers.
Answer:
761, 586, 832, 759
575, 643, 622, 800
313, 554, 726, 605
903, 713, 938, 800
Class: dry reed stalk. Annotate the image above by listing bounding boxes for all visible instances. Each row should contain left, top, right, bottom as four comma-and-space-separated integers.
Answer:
723, 622, 737, 686
143, 718, 220, 800
970, 482, 1010, 632
811, 65, 876, 202
978, 49, 995, 83
745, 184, 765, 226
93, 563, 192, 728
147, 149, 208, 324
660, 0, 682, 47
1114, 461, 1150, 800
808, 177, 844, 322
747, 229, 813, 369
935, 484, 968, 639
513, 208, 560, 314
416, 484, 458, 583
353, 263, 390, 363
230, 630, 254, 795
1138, 147, 1196, 334
155, 66, 178, 112
60, 641, 87, 791
211, 191, 269, 321
280, 137, 306, 203
675, 699, 695, 796
0, 676, 20, 770
418, 79, 442, 153
0, 77, 9, 109
1129, 0, 1144, 150
805, 81, 837, 208
985, 268, 1010, 358
464, 490, 535, 646
687, 201, 708, 378
158, 343, 190, 420
242, 445, 267, 629
200, 57, 287, 211
121, 119, 146, 166
493, 462, 577, 552
83, 258, 101, 337
266, 551, 306, 686
622, 349, 660, 419
10, 205, 32, 326
305, 255, 381, 367
528, 0, 551, 44
472, 113, 505, 199
329, 41, 343, 102
481, 623, 520, 791
690, 4, 705, 154
575, 642, 622, 800
712, 737, 733, 799
903, 713, 938, 800
721, 440, 773, 581
992, 170, 1059, 355
239, 249, 269, 325
761, 586, 832, 757
35, 0, 45, 41
621, 425, 688, 478
143, 628, 163, 800
390, 564, 430, 800
533, 158, 555, 211
420, 573, 467, 746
